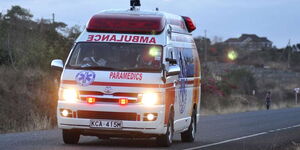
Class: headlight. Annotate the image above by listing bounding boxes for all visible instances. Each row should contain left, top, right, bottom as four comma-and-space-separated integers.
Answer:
138, 93, 163, 105
59, 88, 79, 103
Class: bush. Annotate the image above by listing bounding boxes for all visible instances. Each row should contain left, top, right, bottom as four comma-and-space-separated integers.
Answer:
0, 67, 58, 133
223, 69, 257, 95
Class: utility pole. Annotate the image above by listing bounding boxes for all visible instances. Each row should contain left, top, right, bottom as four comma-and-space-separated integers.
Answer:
52, 13, 55, 23
4, 16, 17, 71
287, 39, 291, 69
204, 29, 207, 62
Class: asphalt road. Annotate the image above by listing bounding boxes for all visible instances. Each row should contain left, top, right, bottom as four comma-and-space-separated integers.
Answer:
1, 108, 300, 150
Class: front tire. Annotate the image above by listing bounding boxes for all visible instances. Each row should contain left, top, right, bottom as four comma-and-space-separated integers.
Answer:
156, 113, 174, 147
181, 110, 196, 142
62, 129, 80, 144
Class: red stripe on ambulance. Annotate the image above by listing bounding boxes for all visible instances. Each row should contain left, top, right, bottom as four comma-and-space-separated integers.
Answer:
87, 34, 156, 44
61, 80, 174, 88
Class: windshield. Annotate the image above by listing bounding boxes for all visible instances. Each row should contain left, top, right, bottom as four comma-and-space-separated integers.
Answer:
67, 42, 163, 72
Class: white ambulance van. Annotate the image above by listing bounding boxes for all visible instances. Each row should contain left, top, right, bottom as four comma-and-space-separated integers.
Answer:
51, 0, 201, 147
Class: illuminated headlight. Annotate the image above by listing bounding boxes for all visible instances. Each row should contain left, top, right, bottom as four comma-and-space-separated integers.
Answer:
147, 113, 155, 121
138, 93, 163, 105
61, 109, 69, 117
60, 109, 73, 117
59, 88, 79, 103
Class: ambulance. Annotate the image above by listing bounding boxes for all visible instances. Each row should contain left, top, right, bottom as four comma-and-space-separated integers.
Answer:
51, 0, 201, 147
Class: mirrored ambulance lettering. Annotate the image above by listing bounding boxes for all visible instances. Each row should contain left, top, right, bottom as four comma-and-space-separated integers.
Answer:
87, 34, 156, 44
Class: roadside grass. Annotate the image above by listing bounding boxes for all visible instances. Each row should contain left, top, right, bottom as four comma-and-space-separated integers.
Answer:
2, 111, 53, 134
0, 66, 57, 134
201, 102, 298, 116
201, 94, 298, 116
274, 141, 300, 150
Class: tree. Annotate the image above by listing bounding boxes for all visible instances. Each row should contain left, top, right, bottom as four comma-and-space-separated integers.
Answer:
66, 25, 82, 41
223, 69, 257, 95
0, 5, 76, 69
211, 36, 223, 44
5, 5, 33, 21
194, 37, 211, 61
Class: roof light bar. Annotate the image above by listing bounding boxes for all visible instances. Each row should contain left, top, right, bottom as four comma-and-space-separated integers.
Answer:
87, 14, 166, 34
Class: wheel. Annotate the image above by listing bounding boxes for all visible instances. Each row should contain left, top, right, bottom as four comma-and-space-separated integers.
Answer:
181, 110, 196, 142
62, 129, 80, 144
156, 113, 174, 147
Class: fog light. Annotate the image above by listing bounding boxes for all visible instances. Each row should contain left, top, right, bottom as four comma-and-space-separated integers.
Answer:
87, 97, 96, 104
61, 109, 69, 117
143, 113, 158, 121
147, 113, 155, 121
119, 98, 128, 105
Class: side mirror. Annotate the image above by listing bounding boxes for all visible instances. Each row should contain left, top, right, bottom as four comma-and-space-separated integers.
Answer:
51, 59, 64, 71
167, 65, 180, 76
165, 58, 177, 65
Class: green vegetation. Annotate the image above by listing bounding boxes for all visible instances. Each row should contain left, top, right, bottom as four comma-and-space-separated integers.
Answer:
0, 6, 81, 133
195, 37, 300, 115
201, 68, 259, 113
0, 5, 298, 132
223, 69, 256, 95
0, 6, 80, 69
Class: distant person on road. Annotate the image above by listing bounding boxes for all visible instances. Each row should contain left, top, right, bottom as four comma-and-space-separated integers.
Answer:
265, 91, 271, 110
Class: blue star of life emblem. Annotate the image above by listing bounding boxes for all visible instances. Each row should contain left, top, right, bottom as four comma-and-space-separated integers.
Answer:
75, 71, 96, 86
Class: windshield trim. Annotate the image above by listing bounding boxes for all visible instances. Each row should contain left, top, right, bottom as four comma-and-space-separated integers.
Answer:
65, 42, 164, 73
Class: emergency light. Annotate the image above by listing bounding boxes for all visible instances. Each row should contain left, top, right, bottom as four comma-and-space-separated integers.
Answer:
119, 98, 129, 105
182, 16, 196, 33
87, 14, 166, 34
86, 97, 96, 104
130, 0, 141, 7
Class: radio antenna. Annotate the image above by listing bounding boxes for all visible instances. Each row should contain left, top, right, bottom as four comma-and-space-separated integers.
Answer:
130, 0, 141, 10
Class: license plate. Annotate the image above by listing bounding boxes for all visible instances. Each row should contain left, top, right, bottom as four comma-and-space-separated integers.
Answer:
90, 120, 122, 129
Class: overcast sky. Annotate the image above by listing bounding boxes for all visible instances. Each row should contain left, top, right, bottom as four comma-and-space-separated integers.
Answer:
1, 0, 299, 48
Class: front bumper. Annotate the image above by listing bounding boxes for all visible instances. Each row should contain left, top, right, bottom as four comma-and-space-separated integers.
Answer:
57, 101, 167, 135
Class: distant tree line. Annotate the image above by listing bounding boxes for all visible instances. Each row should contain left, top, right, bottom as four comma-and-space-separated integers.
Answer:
0, 6, 81, 70
194, 36, 300, 71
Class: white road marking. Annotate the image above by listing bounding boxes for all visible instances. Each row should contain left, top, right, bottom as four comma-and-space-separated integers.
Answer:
184, 124, 300, 150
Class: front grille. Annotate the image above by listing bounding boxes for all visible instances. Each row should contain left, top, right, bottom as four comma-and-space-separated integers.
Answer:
79, 91, 138, 104
77, 110, 138, 121
80, 97, 137, 103
79, 91, 138, 97
113, 93, 138, 97
80, 91, 104, 96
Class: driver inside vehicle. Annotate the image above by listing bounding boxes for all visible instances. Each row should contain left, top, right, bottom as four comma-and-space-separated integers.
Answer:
136, 47, 161, 68
81, 47, 107, 67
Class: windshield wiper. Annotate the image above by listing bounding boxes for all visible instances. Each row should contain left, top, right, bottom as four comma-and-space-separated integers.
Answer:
121, 68, 160, 72
72, 66, 117, 71
69, 66, 160, 72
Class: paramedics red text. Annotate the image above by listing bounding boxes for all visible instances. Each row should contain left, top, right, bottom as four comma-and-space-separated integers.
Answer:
109, 72, 143, 81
